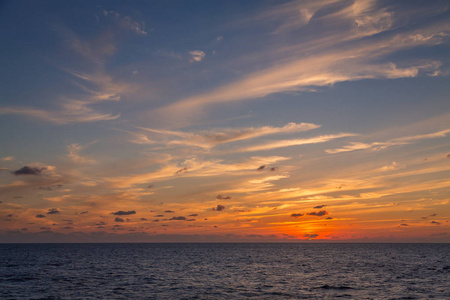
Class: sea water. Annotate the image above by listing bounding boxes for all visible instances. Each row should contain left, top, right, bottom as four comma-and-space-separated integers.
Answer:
0, 243, 449, 299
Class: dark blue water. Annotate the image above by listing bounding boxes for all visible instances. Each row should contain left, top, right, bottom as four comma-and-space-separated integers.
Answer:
0, 243, 449, 299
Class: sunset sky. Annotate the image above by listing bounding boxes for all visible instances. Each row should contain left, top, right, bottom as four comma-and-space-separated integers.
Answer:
1, 0, 449, 242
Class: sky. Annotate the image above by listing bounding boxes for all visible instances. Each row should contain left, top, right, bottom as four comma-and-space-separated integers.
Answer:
0, 0, 449, 243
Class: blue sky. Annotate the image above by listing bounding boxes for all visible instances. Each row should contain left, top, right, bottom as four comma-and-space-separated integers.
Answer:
0, 0, 449, 242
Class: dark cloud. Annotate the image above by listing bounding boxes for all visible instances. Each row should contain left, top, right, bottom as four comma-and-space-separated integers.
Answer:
431, 221, 441, 225
154, 214, 164, 217
189, 214, 198, 217
37, 184, 62, 191
147, 184, 154, 188
175, 167, 188, 175
47, 208, 60, 215
326, 216, 333, 220
12, 166, 46, 176
21, 228, 28, 231
270, 167, 278, 171
400, 223, 409, 226
213, 205, 225, 211
307, 210, 328, 217
40, 227, 50, 230
216, 194, 231, 200
111, 210, 136, 215
96, 221, 107, 225
169, 216, 196, 221
430, 213, 437, 217
313, 205, 326, 209
115, 217, 125, 222
291, 213, 304, 218
257, 165, 266, 171
164, 210, 174, 213
62, 226, 73, 230
153, 219, 160, 222
140, 218, 148, 221
303, 233, 319, 239
96, 226, 105, 229
80, 211, 88, 214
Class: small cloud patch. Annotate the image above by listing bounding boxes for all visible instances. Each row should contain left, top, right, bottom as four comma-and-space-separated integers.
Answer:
313, 205, 326, 209
12, 166, 46, 176
213, 205, 225, 211
216, 194, 231, 200
291, 213, 304, 218
304, 234, 319, 239
35, 214, 46, 218
115, 217, 125, 222
111, 210, 136, 216
189, 50, 205, 62
307, 210, 328, 217
47, 208, 60, 215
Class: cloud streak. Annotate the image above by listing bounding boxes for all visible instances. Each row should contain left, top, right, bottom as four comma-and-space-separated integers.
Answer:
137, 122, 320, 150
326, 128, 450, 154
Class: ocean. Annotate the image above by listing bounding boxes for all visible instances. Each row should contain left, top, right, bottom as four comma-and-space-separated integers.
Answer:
0, 243, 449, 299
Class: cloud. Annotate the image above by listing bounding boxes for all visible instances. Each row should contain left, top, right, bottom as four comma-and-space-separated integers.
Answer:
35, 214, 46, 218
12, 166, 47, 176
0, 100, 120, 124
326, 129, 450, 154
80, 211, 88, 215
137, 122, 319, 150
47, 208, 60, 215
0, 16, 137, 124
103, 10, 148, 35
169, 216, 195, 221
400, 224, 409, 226
175, 167, 188, 175
239, 133, 356, 152
213, 205, 225, 211
257, 165, 266, 171
307, 210, 328, 216
1, 156, 14, 161
291, 213, 304, 218
189, 50, 205, 62
216, 195, 231, 200
111, 210, 136, 216
303, 233, 319, 239
155, 2, 447, 118
431, 221, 441, 225
140, 218, 147, 221
67, 143, 94, 163
115, 217, 125, 222
164, 210, 175, 213
189, 214, 198, 217
313, 205, 326, 209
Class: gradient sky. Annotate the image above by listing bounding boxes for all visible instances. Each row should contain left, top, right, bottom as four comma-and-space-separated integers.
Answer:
1, 0, 449, 243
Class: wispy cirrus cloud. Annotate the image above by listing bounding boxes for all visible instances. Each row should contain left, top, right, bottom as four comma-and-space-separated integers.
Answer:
107, 156, 290, 188
0, 10, 145, 124
135, 122, 320, 150
155, 1, 448, 118
238, 133, 356, 152
326, 128, 450, 154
